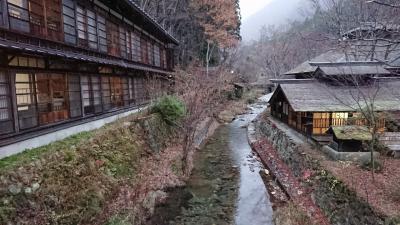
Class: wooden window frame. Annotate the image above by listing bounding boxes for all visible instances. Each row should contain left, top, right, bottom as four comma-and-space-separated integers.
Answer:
62, 0, 77, 44
81, 74, 102, 115
106, 19, 120, 57
35, 73, 69, 125
15, 72, 38, 130
76, 5, 88, 47
0, 72, 14, 135
7, 0, 30, 33
96, 13, 107, 53
132, 31, 141, 62
119, 25, 127, 59
86, 8, 98, 50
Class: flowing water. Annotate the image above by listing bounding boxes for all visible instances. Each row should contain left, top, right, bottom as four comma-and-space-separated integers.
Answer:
149, 99, 274, 225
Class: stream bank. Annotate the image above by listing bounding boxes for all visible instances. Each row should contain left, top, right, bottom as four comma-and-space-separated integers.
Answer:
148, 100, 274, 225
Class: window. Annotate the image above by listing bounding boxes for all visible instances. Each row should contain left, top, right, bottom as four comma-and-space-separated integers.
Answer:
134, 77, 146, 104
110, 76, 123, 108
0, 0, 5, 26
101, 76, 111, 111
68, 74, 81, 118
76, 5, 87, 47
154, 44, 160, 67
160, 48, 165, 68
313, 112, 330, 135
122, 77, 129, 106
147, 41, 154, 65
106, 20, 120, 57
141, 36, 148, 64
28, 0, 45, 37
81, 75, 102, 115
8, 0, 30, 33
119, 26, 127, 59
128, 77, 135, 105
45, 0, 62, 41
162, 48, 167, 69
62, 0, 76, 44
132, 32, 141, 62
35, 73, 69, 125
332, 112, 348, 126
87, 9, 98, 49
126, 31, 132, 60
0, 72, 14, 134
8, 55, 45, 68
15, 73, 38, 129
97, 14, 107, 52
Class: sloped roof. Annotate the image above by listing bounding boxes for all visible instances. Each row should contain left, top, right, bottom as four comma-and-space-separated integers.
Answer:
270, 80, 400, 112
284, 50, 345, 75
284, 42, 400, 75
328, 126, 372, 141
316, 63, 391, 76
0, 38, 172, 75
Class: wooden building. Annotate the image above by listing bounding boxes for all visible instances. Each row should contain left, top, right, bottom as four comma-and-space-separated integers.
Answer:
326, 126, 372, 152
0, 0, 178, 154
269, 61, 400, 140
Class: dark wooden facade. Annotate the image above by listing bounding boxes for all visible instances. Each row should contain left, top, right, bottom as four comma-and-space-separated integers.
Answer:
269, 86, 385, 137
0, 0, 177, 146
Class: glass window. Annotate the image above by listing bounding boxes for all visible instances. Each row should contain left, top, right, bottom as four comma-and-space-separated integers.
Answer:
126, 31, 131, 60
110, 76, 123, 108
313, 112, 330, 135
35, 73, 69, 125
81, 75, 102, 115
28, 0, 45, 37
68, 74, 81, 118
62, 0, 76, 44
132, 32, 141, 62
147, 41, 153, 65
101, 76, 111, 111
119, 26, 127, 59
87, 9, 98, 49
15, 73, 38, 129
154, 44, 160, 67
8, 0, 30, 33
45, 0, 62, 41
97, 14, 107, 53
141, 36, 148, 64
76, 5, 87, 47
0, 72, 14, 134
107, 20, 120, 57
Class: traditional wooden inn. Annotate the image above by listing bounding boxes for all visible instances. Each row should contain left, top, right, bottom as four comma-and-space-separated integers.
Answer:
269, 54, 400, 144
0, 0, 178, 157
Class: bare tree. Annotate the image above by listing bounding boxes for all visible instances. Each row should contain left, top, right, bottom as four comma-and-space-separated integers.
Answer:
174, 65, 234, 175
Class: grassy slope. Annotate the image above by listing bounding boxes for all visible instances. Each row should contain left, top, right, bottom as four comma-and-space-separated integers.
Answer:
0, 112, 172, 225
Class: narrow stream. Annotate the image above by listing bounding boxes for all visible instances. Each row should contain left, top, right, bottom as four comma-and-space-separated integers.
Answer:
230, 103, 274, 225
149, 99, 273, 225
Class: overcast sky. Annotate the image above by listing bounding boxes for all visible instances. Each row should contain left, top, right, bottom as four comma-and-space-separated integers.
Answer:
239, 0, 274, 20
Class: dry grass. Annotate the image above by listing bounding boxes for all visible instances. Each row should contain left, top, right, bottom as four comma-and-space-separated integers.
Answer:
322, 157, 400, 218
0, 111, 183, 225
274, 203, 315, 225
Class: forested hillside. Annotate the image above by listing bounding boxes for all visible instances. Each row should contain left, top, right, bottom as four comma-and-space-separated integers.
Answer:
133, 0, 241, 67
235, 0, 400, 82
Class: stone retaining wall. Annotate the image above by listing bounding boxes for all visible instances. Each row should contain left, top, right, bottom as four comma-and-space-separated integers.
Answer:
252, 115, 385, 225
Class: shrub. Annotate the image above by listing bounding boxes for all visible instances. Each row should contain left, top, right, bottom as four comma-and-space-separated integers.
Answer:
151, 96, 186, 125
